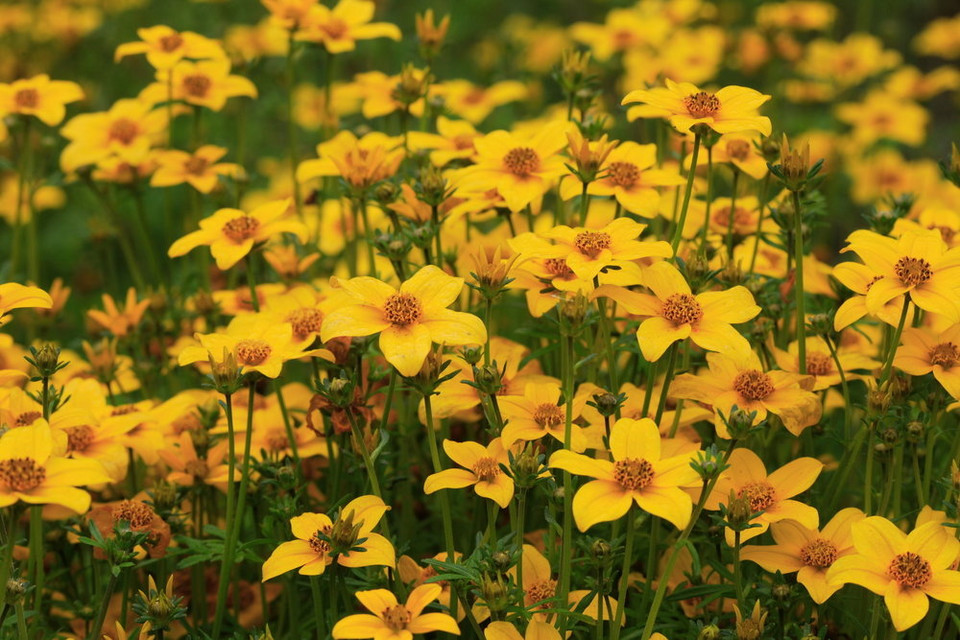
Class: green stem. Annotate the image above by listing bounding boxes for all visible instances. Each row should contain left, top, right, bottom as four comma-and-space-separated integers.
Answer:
0, 506, 17, 613
28, 506, 43, 628
579, 182, 590, 227
311, 576, 325, 640
865, 420, 877, 515
346, 408, 388, 532
423, 393, 458, 624
880, 301, 910, 384
211, 386, 238, 639
285, 29, 302, 217
733, 529, 743, 609
246, 254, 260, 312
655, 342, 680, 428
725, 168, 740, 259
515, 489, 526, 597
670, 133, 701, 258
607, 507, 636, 640
15, 602, 28, 640
275, 380, 300, 466
791, 190, 807, 374
87, 569, 119, 640
559, 333, 575, 615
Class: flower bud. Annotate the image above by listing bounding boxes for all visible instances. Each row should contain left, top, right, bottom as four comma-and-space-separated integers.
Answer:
591, 540, 611, 560
726, 491, 753, 528
697, 625, 721, 640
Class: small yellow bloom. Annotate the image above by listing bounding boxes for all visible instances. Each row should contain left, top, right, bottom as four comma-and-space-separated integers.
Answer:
895, 324, 960, 399
0, 75, 83, 126
60, 98, 167, 173
424, 438, 514, 508
141, 59, 257, 112
87, 287, 150, 338
150, 145, 243, 194
332, 583, 458, 639
0, 283, 53, 323
115, 25, 224, 69
499, 381, 588, 452
295, 0, 402, 53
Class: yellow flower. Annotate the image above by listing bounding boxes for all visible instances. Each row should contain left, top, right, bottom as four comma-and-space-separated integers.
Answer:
263, 244, 321, 280
262, 495, 395, 581
60, 98, 167, 173
354, 69, 430, 119
622, 79, 772, 136
827, 517, 960, 631
741, 507, 865, 603
455, 121, 572, 212
484, 620, 560, 640
159, 432, 234, 492
332, 583, 459, 639
150, 145, 243, 194
141, 59, 257, 112
115, 25, 224, 69
596, 261, 759, 361
295, 0, 402, 53
771, 336, 879, 391
0, 75, 83, 126
705, 448, 823, 544
319, 265, 487, 377
406, 117, 479, 167
424, 438, 514, 508
0, 419, 110, 514
670, 347, 823, 438
835, 91, 929, 148
397, 551, 464, 621
0, 172, 65, 225
550, 418, 700, 531
895, 324, 960, 399
570, 8, 670, 61
86, 287, 150, 338
0, 283, 52, 325
914, 13, 960, 59
261, 0, 319, 30
168, 199, 308, 270
297, 130, 403, 191
499, 381, 588, 452
798, 34, 901, 89
756, 2, 836, 30
435, 80, 527, 124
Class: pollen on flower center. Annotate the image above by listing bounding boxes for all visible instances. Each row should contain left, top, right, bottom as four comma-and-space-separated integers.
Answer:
287, 308, 324, 339
65, 424, 95, 452
712, 206, 752, 230
184, 156, 210, 175
574, 231, 612, 258
182, 73, 212, 98
452, 134, 475, 150
472, 456, 501, 482
544, 258, 574, 278
613, 458, 654, 491
799, 538, 838, 568
503, 147, 540, 177
321, 18, 349, 39
737, 481, 776, 512
235, 339, 271, 365
383, 293, 423, 326
894, 256, 932, 287
733, 369, 775, 401
108, 118, 139, 145
888, 552, 932, 589
929, 342, 960, 368
606, 161, 640, 188
526, 578, 557, 607
112, 499, 156, 529
309, 526, 333, 556
222, 215, 260, 242
14, 88, 39, 109
381, 604, 412, 631
682, 91, 721, 118
661, 293, 703, 326
806, 352, 834, 376
159, 34, 183, 51
726, 139, 751, 161
533, 402, 564, 428
0, 458, 47, 491
14, 411, 41, 426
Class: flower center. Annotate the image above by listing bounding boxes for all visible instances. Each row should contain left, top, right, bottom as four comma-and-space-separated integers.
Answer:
888, 552, 932, 589
184, 156, 209, 175
14, 88, 38, 109
574, 231, 612, 258
661, 293, 703, 326
605, 161, 640, 188
265, 429, 290, 451
526, 578, 557, 608
682, 91, 721, 118
381, 604, 412, 631
503, 147, 539, 177
799, 538, 838, 568
383, 293, 422, 326
321, 17, 349, 39
0, 458, 46, 491
14, 411, 41, 427
929, 342, 960, 368
309, 526, 333, 556
733, 369, 775, 401
613, 458, 654, 491
805, 352, 834, 376
726, 139, 751, 161
452, 134, 475, 150
112, 499, 156, 529
544, 258, 574, 278
737, 481, 776, 512
182, 73, 212, 98
472, 456, 501, 482
235, 339, 271, 366
712, 206, 752, 230
159, 33, 183, 52
66, 425, 95, 452
108, 118, 139, 145
894, 256, 932, 287
221, 215, 260, 242
287, 308, 324, 340
184, 458, 208, 479
533, 402, 564, 428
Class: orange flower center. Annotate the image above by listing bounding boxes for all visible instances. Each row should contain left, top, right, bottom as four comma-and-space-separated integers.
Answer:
0, 458, 46, 491
159, 33, 184, 52
66, 425, 95, 452
381, 604, 412, 631
805, 352, 834, 376
733, 369, 775, 401
888, 552, 932, 589
929, 342, 960, 368
182, 73, 212, 98
726, 139, 751, 161
472, 456, 501, 482
287, 308, 324, 340
503, 147, 539, 177
533, 403, 564, 428
544, 257, 574, 278
320, 18, 349, 39
14, 88, 39, 109
606, 161, 640, 188
712, 206, 752, 230
108, 118, 140, 145
452, 134, 475, 150
383, 293, 423, 326
235, 339, 272, 366
894, 256, 932, 287
574, 231, 612, 258
112, 499, 156, 529
309, 525, 333, 556
184, 458, 208, 479
613, 458, 654, 491
265, 429, 290, 451
737, 481, 776, 512
799, 538, 838, 568
184, 155, 210, 175
222, 215, 260, 242
682, 91, 721, 118
14, 411, 41, 427
661, 293, 703, 326
526, 578, 557, 608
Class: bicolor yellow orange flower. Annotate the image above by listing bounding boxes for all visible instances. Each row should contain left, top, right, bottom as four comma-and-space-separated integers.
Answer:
332, 583, 459, 639
262, 496, 395, 581
151, 145, 243, 193
319, 265, 486, 377
827, 517, 960, 631
115, 25, 224, 68
742, 508, 865, 603
499, 382, 588, 452
87, 287, 150, 338
550, 418, 700, 531
894, 324, 960, 399
60, 99, 167, 173
297, 130, 403, 191
424, 438, 514, 508
141, 59, 257, 111
296, 0, 402, 53
0, 75, 83, 126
